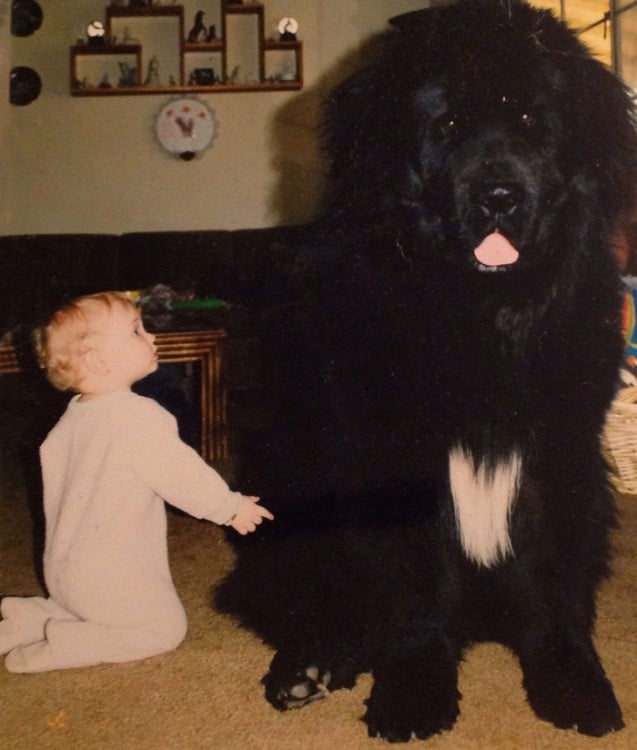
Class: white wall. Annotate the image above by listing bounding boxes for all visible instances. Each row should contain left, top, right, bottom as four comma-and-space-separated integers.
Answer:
0, 1, 428, 235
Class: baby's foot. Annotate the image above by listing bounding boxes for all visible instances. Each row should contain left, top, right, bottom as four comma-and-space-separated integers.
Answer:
0, 619, 45, 656
5, 640, 53, 673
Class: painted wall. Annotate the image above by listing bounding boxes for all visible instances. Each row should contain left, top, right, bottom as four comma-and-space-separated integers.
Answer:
0, 0, 429, 235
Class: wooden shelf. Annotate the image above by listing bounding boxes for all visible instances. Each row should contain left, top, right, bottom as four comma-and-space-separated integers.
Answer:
183, 41, 224, 53
225, 2, 263, 13
71, 81, 302, 96
70, 2, 303, 96
0, 329, 229, 465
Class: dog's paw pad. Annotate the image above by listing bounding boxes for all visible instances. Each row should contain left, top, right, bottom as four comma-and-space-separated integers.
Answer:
267, 665, 331, 710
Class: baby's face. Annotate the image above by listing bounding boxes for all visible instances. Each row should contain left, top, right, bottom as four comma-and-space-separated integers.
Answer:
92, 303, 158, 389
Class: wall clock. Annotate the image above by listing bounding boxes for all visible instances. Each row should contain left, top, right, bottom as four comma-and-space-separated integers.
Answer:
154, 97, 217, 161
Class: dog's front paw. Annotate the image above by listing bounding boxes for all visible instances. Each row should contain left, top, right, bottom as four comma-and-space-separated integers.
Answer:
262, 647, 363, 710
525, 669, 624, 736
364, 680, 460, 742
263, 658, 332, 711
522, 638, 624, 737
364, 653, 461, 742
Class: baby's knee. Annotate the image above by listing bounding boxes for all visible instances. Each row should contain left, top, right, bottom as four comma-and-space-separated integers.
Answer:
163, 617, 188, 652
149, 610, 188, 655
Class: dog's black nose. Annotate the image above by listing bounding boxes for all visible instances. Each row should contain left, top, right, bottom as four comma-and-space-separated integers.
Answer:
477, 183, 523, 218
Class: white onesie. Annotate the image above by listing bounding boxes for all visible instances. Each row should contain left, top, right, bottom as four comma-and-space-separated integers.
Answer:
0, 390, 240, 672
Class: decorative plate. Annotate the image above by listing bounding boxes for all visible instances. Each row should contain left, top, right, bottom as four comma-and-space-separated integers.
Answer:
154, 97, 217, 161
11, 0, 43, 38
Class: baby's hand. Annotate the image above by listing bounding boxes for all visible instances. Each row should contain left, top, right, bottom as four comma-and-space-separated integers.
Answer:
228, 496, 274, 535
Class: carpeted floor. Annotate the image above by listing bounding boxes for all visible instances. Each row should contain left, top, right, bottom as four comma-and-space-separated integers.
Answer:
0, 442, 636, 750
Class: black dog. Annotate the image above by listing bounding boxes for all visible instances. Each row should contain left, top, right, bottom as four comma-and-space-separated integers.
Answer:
216, 0, 637, 741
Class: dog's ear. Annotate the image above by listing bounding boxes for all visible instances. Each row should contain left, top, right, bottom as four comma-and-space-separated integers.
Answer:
389, 0, 518, 32
388, 10, 431, 32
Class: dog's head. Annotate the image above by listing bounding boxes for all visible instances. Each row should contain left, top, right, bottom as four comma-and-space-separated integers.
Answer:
321, 0, 637, 277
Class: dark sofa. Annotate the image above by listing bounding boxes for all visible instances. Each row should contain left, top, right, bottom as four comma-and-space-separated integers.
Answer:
0, 225, 321, 336
0, 225, 321, 462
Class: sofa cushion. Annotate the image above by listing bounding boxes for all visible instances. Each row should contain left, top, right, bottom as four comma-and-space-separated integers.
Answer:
1, 234, 120, 333
119, 225, 323, 306
118, 231, 234, 298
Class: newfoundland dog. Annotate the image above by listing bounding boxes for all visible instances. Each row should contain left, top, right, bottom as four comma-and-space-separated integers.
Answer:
216, 0, 637, 741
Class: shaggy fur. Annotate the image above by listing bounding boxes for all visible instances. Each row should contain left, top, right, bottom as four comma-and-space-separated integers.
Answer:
216, 0, 637, 741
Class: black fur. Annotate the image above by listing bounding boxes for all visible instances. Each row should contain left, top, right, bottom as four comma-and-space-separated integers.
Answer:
215, 0, 637, 741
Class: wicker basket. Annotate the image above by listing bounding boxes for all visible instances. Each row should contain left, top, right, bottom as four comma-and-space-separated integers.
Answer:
603, 386, 637, 494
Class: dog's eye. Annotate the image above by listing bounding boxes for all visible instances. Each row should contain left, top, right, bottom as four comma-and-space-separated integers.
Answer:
444, 119, 458, 136
520, 112, 534, 127
435, 117, 460, 141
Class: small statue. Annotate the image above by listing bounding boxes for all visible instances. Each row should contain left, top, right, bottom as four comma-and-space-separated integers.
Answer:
187, 11, 206, 43
205, 24, 217, 42
118, 62, 137, 87
190, 68, 215, 85
86, 21, 106, 48
280, 60, 296, 82
144, 55, 160, 86
228, 65, 240, 84
279, 17, 298, 41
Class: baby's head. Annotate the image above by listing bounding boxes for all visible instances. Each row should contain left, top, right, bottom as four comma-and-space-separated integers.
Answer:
34, 291, 137, 392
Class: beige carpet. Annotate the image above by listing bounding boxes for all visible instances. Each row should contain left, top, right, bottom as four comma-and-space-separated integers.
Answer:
0, 449, 635, 750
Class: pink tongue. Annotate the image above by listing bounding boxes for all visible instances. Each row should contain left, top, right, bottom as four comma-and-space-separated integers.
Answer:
474, 232, 520, 267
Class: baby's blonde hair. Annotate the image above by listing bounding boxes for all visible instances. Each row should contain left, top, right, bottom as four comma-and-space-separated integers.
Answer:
34, 291, 136, 392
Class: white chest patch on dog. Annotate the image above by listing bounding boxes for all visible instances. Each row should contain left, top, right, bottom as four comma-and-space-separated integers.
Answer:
448, 446, 522, 567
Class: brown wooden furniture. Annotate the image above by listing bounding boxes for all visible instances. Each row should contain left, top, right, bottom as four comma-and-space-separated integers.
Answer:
0, 327, 228, 464
70, 3, 303, 95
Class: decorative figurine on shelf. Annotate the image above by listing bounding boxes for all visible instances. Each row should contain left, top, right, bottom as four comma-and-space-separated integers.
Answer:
118, 62, 137, 87
98, 73, 112, 89
228, 65, 240, 84
280, 59, 296, 82
144, 55, 160, 86
278, 17, 298, 41
188, 11, 206, 43
86, 21, 106, 47
190, 68, 216, 86
205, 24, 217, 42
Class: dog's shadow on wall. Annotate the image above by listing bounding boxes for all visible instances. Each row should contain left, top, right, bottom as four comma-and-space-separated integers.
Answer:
267, 41, 379, 226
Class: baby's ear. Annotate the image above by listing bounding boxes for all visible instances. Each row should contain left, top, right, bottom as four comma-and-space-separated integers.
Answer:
83, 347, 109, 376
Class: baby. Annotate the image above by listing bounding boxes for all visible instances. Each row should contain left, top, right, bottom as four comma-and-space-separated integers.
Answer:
0, 291, 273, 673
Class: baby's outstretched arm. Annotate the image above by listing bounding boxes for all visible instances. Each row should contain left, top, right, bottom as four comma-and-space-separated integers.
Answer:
227, 496, 274, 535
